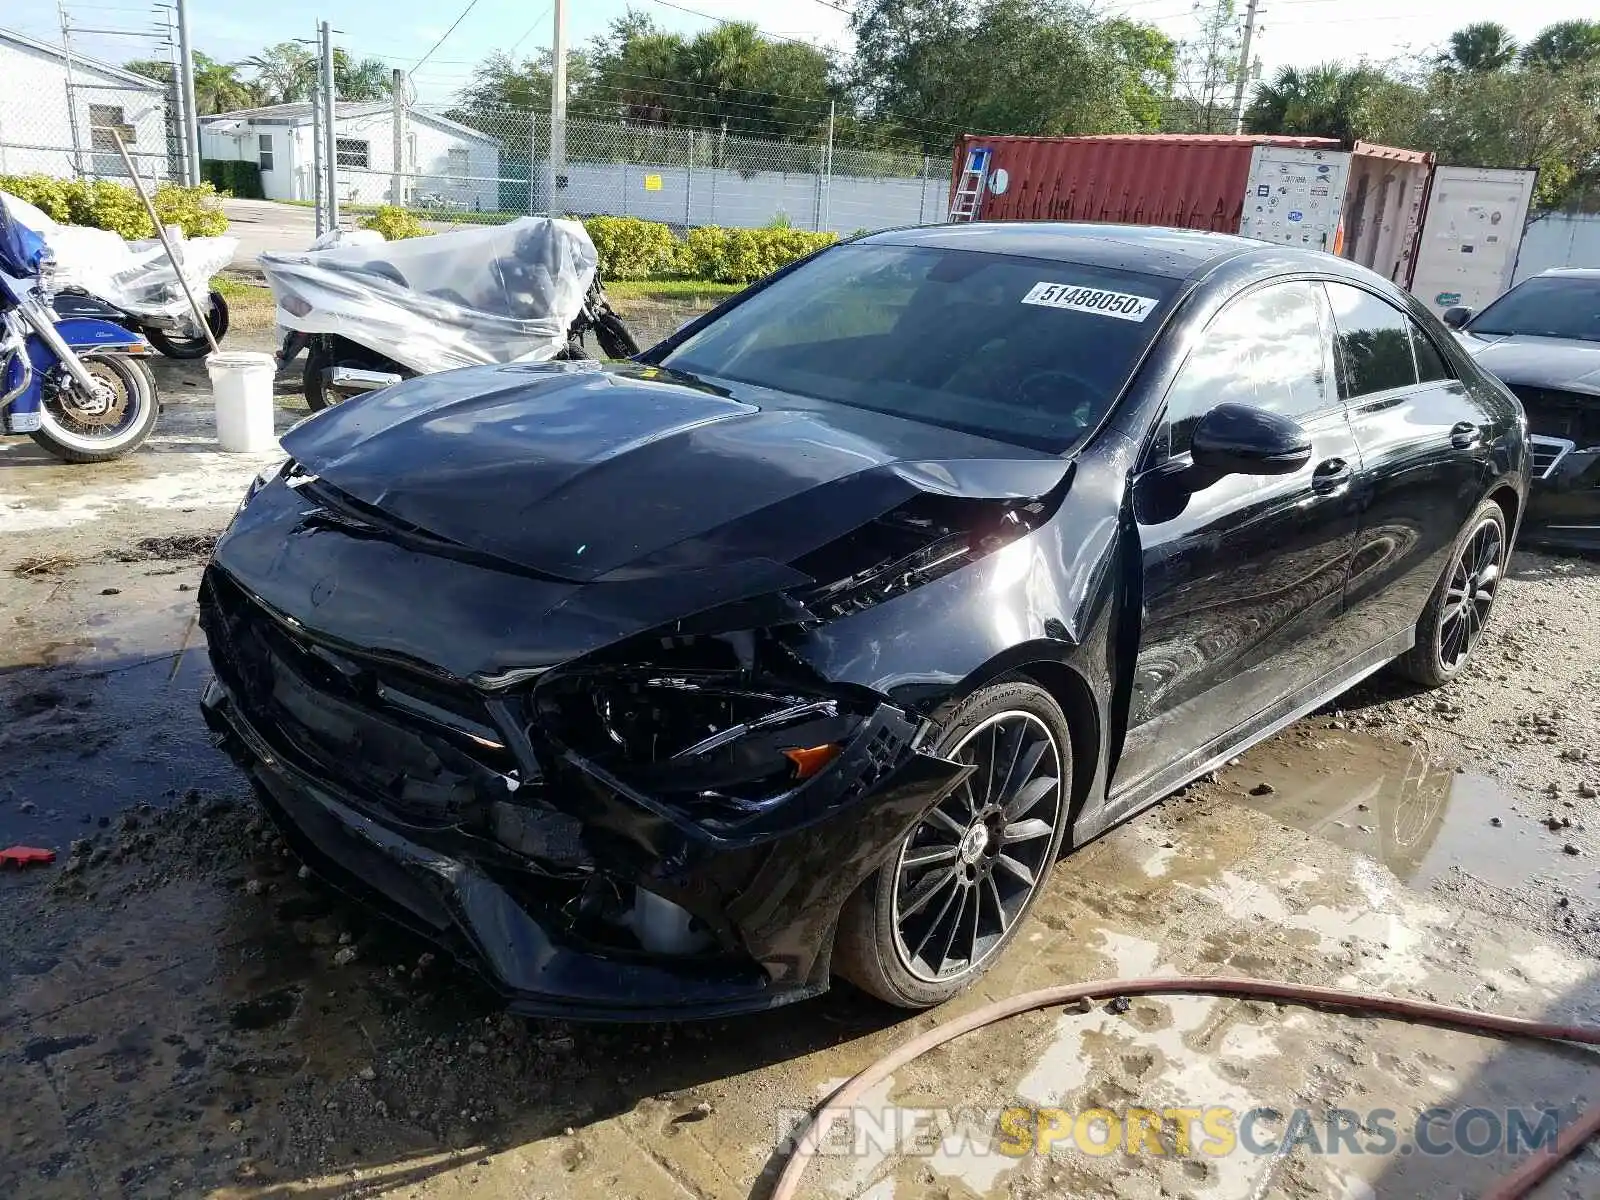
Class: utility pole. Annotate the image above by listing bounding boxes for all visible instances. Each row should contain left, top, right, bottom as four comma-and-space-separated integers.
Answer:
319, 20, 339, 228
310, 70, 324, 235
1231, 0, 1261, 135
823, 99, 835, 233
391, 67, 406, 206
546, 0, 567, 215
175, 0, 201, 185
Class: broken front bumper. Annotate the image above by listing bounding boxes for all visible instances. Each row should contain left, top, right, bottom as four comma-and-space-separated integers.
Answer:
1524, 438, 1600, 552
198, 570, 969, 1020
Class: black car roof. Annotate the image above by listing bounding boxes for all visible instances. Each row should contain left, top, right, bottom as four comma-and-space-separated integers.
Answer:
859, 221, 1272, 279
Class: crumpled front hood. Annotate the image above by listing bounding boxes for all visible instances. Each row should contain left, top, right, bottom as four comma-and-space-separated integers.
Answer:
1460, 333, 1600, 395
282, 361, 1070, 583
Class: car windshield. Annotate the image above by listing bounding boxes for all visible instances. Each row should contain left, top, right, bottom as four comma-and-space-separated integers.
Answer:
1468, 276, 1600, 343
656, 243, 1180, 453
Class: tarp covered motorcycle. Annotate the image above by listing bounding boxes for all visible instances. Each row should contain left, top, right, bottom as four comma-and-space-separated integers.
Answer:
261, 218, 639, 410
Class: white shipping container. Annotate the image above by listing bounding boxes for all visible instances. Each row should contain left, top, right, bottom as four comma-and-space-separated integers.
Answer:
1408, 166, 1537, 318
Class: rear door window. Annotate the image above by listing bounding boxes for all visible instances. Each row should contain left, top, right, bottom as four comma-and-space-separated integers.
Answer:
1410, 324, 1453, 383
1324, 282, 1420, 398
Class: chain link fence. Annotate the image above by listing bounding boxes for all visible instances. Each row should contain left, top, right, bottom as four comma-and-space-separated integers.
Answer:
0, 64, 179, 189
332, 107, 951, 234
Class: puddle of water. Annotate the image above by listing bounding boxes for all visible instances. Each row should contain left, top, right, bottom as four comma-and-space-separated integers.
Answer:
1224, 730, 1598, 894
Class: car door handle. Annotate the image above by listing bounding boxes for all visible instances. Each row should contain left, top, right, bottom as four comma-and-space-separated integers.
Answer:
1311, 458, 1352, 493
1451, 421, 1482, 449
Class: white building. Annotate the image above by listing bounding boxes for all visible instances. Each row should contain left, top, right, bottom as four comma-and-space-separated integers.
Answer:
200, 103, 501, 211
0, 27, 172, 184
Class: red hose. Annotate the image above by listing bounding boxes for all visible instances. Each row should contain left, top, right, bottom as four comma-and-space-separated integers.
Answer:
769, 975, 1600, 1200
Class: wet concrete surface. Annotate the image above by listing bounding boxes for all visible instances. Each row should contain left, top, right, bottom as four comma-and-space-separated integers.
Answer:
5, 331, 1600, 1198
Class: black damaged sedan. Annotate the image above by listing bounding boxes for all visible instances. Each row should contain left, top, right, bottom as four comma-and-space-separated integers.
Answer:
201, 223, 1528, 1018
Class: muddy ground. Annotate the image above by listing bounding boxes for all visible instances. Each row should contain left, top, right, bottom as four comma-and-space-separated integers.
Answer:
3, 302, 1600, 1199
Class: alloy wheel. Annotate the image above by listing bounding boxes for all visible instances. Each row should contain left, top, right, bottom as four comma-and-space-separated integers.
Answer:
891, 710, 1063, 983
1438, 517, 1503, 672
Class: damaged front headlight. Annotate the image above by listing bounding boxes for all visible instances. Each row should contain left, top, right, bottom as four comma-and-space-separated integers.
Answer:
531, 638, 868, 814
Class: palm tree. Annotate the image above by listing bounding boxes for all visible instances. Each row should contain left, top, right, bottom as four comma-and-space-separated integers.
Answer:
241, 42, 317, 104
193, 53, 259, 114
1521, 20, 1600, 70
335, 54, 392, 102
1437, 23, 1518, 73
1244, 64, 1381, 142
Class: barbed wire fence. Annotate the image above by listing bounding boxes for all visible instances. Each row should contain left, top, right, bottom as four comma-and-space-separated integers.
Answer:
331, 105, 952, 234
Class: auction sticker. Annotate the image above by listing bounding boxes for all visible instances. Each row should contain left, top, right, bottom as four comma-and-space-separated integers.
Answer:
1022, 282, 1157, 322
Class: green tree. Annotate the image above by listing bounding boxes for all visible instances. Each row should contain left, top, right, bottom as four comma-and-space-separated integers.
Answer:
194, 54, 260, 114
579, 11, 839, 138
1436, 22, 1519, 73
242, 42, 316, 104
123, 58, 174, 85
850, 0, 1175, 152
1243, 63, 1384, 141
1521, 20, 1600, 70
125, 52, 259, 113
1364, 62, 1600, 210
334, 52, 392, 102
1166, 0, 1241, 132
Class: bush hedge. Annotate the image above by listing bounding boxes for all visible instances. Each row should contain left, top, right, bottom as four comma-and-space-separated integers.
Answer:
580, 216, 835, 284
583, 215, 678, 280
201, 159, 264, 200
0, 173, 228, 238
358, 205, 427, 240
674, 225, 837, 283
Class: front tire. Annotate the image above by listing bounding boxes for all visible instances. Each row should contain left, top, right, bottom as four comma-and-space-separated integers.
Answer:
1394, 497, 1508, 688
833, 679, 1073, 1009
29, 353, 159, 463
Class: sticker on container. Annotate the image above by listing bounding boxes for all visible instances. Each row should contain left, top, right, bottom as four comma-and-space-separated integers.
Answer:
1022, 282, 1157, 322
1288, 211, 1303, 222
989, 167, 1010, 195
1257, 184, 1270, 197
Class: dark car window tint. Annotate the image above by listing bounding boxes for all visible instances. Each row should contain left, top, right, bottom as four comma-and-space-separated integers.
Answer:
1325, 282, 1419, 398
657, 244, 1179, 454
1467, 275, 1600, 343
1410, 323, 1452, 382
1165, 281, 1335, 456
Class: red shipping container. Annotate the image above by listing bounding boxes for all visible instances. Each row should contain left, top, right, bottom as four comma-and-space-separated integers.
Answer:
951, 133, 1343, 230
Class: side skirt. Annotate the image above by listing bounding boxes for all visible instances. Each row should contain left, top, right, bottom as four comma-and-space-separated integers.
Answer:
1077, 627, 1414, 844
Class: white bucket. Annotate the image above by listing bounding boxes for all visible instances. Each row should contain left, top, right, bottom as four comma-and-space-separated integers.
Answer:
206, 351, 277, 453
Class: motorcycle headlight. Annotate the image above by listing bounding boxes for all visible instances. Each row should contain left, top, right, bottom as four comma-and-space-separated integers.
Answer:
34, 248, 58, 303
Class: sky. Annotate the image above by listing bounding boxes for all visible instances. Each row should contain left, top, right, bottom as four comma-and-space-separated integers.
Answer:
12, 0, 1600, 110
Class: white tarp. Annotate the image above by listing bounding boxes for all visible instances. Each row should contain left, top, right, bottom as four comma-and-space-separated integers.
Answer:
259, 218, 598, 375
0, 191, 236, 322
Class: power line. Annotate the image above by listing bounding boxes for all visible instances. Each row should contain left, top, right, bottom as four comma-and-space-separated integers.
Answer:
412, 0, 484, 73
642, 0, 816, 47
507, 5, 552, 58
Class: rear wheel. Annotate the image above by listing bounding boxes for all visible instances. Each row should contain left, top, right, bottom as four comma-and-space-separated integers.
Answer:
29, 353, 158, 463
833, 679, 1072, 1008
145, 290, 229, 359
303, 338, 406, 411
1394, 498, 1507, 688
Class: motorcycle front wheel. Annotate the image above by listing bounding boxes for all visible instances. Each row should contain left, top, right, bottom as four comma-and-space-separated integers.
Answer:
145, 290, 230, 359
30, 353, 159, 464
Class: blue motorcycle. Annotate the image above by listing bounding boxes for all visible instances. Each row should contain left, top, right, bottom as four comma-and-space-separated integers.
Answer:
1, 198, 159, 463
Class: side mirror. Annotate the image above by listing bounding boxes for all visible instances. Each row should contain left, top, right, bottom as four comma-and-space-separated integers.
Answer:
1440, 306, 1473, 330
1190, 403, 1312, 478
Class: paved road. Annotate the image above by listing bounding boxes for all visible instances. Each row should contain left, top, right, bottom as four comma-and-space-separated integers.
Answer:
220, 198, 463, 270
220, 197, 318, 269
